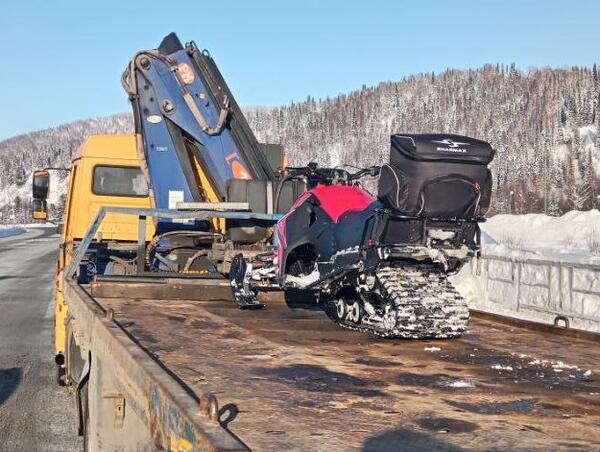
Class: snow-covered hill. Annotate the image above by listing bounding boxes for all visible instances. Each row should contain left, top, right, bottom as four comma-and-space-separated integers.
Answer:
1, 64, 599, 223
0, 114, 132, 223
246, 65, 600, 215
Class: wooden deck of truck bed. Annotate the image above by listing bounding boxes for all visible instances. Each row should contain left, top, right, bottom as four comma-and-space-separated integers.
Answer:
81, 278, 600, 451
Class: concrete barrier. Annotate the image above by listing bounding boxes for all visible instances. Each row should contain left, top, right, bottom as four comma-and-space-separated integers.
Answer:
452, 254, 600, 334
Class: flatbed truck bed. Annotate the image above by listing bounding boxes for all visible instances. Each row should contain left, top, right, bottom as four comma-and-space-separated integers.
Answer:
64, 276, 600, 451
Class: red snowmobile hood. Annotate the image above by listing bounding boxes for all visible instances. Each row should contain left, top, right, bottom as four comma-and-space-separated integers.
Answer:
274, 184, 375, 276
310, 184, 375, 223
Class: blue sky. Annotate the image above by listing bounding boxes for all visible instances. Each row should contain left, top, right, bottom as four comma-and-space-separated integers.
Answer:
0, 0, 599, 140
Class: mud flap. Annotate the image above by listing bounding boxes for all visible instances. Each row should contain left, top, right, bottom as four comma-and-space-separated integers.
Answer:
229, 254, 264, 309
76, 356, 91, 436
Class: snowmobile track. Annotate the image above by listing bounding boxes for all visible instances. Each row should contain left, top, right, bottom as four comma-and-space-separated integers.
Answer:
326, 263, 470, 339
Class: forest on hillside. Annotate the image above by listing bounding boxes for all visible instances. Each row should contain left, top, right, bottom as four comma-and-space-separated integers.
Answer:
0, 64, 598, 223
246, 64, 600, 215
0, 114, 132, 222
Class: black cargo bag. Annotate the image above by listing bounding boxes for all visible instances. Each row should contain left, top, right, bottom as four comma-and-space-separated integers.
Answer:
378, 134, 495, 218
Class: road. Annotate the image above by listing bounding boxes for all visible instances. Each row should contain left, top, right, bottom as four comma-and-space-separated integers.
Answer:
0, 228, 81, 451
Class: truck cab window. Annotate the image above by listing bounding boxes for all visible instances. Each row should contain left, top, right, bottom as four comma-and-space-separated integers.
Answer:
92, 166, 148, 197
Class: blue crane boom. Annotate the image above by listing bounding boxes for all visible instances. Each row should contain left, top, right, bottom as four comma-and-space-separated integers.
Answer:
122, 33, 278, 230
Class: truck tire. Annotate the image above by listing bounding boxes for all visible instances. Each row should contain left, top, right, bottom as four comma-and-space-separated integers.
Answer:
66, 322, 85, 386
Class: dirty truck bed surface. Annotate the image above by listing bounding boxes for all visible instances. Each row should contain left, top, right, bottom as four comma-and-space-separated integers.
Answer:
94, 287, 600, 451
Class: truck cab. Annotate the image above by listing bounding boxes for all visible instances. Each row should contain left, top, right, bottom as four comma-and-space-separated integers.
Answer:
51, 134, 154, 368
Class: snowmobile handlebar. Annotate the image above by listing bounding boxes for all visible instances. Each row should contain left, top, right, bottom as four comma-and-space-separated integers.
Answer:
347, 165, 381, 181
282, 163, 380, 187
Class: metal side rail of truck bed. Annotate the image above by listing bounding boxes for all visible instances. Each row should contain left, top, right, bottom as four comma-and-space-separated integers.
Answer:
62, 207, 600, 450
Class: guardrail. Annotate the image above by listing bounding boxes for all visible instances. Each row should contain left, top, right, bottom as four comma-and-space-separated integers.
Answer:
461, 253, 600, 333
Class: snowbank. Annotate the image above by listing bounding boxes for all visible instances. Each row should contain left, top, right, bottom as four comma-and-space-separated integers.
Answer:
15, 222, 56, 229
482, 210, 600, 265
0, 222, 55, 239
0, 224, 26, 239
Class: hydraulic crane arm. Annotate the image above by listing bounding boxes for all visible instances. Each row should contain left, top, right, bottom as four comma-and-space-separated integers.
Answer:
122, 33, 277, 225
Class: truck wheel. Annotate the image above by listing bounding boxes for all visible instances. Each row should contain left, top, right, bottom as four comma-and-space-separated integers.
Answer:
66, 324, 85, 386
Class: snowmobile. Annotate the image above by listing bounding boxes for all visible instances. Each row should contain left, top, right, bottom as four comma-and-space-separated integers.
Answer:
230, 133, 496, 338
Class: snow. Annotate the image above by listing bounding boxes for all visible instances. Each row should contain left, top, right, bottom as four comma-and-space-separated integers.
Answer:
424, 346, 441, 352
13, 222, 56, 229
0, 224, 26, 238
482, 210, 600, 265
553, 125, 600, 177
284, 268, 321, 288
550, 361, 578, 370
518, 354, 592, 379
0, 221, 56, 239
445, 380, 475, 388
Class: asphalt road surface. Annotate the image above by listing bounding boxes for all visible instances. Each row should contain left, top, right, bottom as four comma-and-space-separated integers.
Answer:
0, 227, 81, 451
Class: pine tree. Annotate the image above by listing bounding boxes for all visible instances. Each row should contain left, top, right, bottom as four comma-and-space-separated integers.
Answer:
564, 158, 578, 210
577, 150, 596, 210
